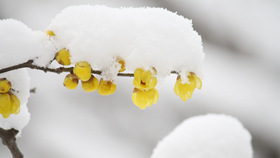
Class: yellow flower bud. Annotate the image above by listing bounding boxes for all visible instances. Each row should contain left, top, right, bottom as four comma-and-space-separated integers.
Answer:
133, 68, 157, 91
45, 30, 55, 37
0, 78, 11, 93
63, 74, 79, 90
145, 88, 159, 105
97, 79, 116, 96
192, 74, 202, 89
9, 92, 20, 114
116, 57, 126, 72
174, 76, 180, 96
73, 61, 92, 81
174, 73, 202, 102
82, 75, 99, 92
132, 88, 149, 109
132, 88, 158, 110
0, 93, 12, 118
55, 48, 71, 65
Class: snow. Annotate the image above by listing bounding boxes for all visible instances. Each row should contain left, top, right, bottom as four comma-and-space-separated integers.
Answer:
1, 1, 279, 157
0, 19, 56, 69
0, 69, 31, 136
0, 4, 204, 140
151, 114, 253, 158
48, 5, 204, 81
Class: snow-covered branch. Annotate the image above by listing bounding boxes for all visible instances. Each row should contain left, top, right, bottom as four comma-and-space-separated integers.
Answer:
0, 5, 205, 158
0, 60, 71, 74
0, 59, 179, 76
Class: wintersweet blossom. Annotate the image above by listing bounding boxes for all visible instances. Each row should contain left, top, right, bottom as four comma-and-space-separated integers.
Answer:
174, 72, 202, 101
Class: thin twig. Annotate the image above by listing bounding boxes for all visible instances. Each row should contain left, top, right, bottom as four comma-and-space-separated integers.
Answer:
30, 88, 36, 93
0, 128, 23, 158
0, 60, 178, 77
0, 60, 70, 74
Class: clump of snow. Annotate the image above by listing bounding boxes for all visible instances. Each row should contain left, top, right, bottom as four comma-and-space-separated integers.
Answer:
0, 69, 31, 137
151, 114, 253, 158
0, 19, 56, 69
48, 5, 204, 81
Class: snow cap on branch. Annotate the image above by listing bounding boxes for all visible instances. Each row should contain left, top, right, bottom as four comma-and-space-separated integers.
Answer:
0, 69, 31, 137
48, 5, 204, 81
151, 114, 253, 158
0, 19, 56, 69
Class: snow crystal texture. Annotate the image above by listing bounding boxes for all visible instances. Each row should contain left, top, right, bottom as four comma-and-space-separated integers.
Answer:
151, 114, 253, 158
0, 19, 56, 68
0, 69, 31, 136
48, 5, 204, 81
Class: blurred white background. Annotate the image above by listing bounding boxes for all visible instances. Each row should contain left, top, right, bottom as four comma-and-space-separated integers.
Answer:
0, 0, 279, 158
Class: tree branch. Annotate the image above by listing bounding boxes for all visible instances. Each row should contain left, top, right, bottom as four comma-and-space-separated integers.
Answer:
0, 60, 73, 74
0, 60, 178, 77
30, 88, 36, 93
0, 128, 23, 158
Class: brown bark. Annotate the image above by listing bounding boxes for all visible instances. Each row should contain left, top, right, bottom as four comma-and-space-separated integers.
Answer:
0, 128, 23, 158
0, 60, 179, 77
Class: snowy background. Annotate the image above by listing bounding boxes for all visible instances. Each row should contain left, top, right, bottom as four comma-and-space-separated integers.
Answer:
0, 0, 279, 158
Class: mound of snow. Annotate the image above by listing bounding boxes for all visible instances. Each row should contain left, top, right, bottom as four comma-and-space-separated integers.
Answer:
151, 114, 253, 158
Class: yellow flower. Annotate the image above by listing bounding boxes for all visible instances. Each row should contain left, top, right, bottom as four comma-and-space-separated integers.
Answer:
0, 78, 11, 93
9, 92, 20, 114
0, 93, 11, 118
0, 92, 21, 118
133, 68, 157, 91
56, 48, 71, 65
174, 72, 202, 102
132, 88, 159, 110
82, 75, 99, 92
97, 79, 116, 96
45, 30, 55, 37
63, 74, 79, 90
116, 57, 126, 72
73, 61, 92, 81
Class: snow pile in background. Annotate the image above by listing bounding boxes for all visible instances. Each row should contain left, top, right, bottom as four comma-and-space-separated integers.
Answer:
0, 19, 56, 69
0, 69, 31, 136
48, 5, 204, 81
151, 114, 253, 158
